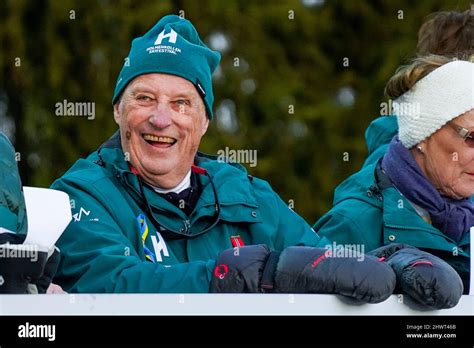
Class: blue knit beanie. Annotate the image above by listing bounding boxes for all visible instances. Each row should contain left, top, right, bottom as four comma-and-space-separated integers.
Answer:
112, 15, 221, 119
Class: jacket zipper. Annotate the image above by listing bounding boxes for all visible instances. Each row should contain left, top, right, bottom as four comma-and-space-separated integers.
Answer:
367, 184, 383, 201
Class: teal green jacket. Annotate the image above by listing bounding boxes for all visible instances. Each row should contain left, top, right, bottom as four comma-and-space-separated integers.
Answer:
51, 132, 324, 293
314, 116, 471, 291
362, 115, 398, 167
0, 132, 27, 235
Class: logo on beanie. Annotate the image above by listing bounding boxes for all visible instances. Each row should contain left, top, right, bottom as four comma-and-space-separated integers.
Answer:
154, 28, 177, 45
146, 28, 181, 55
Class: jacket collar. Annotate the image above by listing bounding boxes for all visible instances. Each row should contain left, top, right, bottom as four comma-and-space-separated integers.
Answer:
374, 163, 471, 248
92, 131, 260, 224
334, 161, 470, 248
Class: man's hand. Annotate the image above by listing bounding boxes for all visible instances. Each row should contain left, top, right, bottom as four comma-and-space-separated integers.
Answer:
46, 283, 67, 294
274, 246, 396, 303
210, 244, 270, 293
210, 244, 396, 304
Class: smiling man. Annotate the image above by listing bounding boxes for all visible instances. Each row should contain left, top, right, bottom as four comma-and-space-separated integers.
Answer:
115, 73, 208, 191
49, 15, 408, 301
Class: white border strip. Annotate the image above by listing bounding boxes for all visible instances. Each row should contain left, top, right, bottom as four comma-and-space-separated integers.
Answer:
0, 294, 472, 316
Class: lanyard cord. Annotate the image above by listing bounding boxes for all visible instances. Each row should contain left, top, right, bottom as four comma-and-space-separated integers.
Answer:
136, 165, 221, 239
94, 147, 221, 239
136, 213, 156, 262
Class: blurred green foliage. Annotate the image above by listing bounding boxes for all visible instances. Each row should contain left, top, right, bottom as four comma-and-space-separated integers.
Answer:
0, 0, 472, 222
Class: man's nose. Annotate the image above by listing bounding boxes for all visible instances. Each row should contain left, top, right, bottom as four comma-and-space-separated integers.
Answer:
149, 103, 172, 129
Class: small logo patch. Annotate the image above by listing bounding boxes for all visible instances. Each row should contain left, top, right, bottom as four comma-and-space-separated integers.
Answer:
214, 264, 229, 279
230, 235, 245, 248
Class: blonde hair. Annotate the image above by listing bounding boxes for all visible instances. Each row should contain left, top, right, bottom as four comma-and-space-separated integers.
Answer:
385, 54, 474, 99
384, 55, 453, 99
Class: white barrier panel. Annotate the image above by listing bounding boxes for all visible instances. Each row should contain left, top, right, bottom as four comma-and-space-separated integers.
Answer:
0, 294, 472, 316
23, 187, 71, 249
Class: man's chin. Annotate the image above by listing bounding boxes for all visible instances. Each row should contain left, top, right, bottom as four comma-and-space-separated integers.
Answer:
139, 164, 175, 177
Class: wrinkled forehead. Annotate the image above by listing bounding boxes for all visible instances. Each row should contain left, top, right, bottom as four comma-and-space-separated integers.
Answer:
454, 109, 474, 128
124, 73, 200, 99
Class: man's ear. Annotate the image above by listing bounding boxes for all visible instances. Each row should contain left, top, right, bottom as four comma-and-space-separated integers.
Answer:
113, 102, 121, 125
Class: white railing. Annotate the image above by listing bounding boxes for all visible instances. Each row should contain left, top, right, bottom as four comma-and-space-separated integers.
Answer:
0, 294, 472, 315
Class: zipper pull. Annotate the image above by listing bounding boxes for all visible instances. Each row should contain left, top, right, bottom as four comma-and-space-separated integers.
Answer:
367, 184, 383, 201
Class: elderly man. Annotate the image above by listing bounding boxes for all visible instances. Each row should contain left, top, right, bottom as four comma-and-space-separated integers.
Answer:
51, 16, 461, 308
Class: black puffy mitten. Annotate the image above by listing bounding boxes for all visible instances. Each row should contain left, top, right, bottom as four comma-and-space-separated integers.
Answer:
210, 244, 396, 303
368, 243, 463, 309
210, 244, 270, 293
32, 248, 61, 293
0, 242, 49, 294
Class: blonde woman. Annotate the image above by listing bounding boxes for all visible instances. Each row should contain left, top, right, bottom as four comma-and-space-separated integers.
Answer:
315, 55, 474, 294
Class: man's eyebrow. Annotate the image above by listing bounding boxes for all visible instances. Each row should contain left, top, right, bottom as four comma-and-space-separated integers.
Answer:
128, 84, 154, 93
172, 92, 197, 99
128, 85, 197, 98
